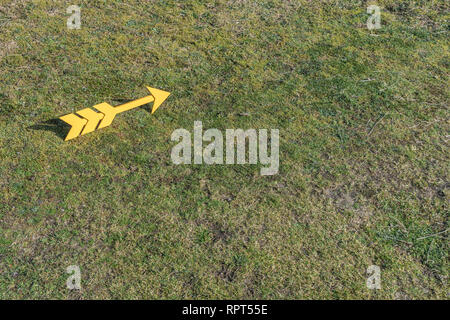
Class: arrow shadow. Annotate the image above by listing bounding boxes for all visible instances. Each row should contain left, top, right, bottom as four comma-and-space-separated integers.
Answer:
28, 118, 71, 140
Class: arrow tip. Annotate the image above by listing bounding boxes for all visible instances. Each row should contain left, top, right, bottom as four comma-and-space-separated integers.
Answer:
146, 86, 170, 114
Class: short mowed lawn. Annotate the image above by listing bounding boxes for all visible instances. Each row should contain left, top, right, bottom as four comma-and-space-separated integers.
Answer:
0, 0, 448, 299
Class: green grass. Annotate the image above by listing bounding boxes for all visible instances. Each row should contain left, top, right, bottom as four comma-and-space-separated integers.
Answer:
0, 0, 448, 299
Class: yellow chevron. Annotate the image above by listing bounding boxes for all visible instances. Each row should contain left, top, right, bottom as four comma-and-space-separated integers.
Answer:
94, 103, 119, 129
59, 86, 170, 141
76, 108, 104, 135
59, 114, 88, 141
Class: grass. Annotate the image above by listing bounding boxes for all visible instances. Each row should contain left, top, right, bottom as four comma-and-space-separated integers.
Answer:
0, 0, 448, 299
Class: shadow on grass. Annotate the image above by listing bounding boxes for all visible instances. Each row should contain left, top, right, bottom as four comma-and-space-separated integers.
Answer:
28, 118, 70, 140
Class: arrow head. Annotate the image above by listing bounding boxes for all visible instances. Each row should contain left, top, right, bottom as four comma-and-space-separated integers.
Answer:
146, 86, 170, 114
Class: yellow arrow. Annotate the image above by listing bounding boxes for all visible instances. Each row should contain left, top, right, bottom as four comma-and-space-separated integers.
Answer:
94, 87, 171, 130
59, 86, 170, 141
115, 87, 170, 114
